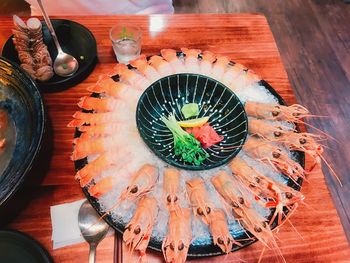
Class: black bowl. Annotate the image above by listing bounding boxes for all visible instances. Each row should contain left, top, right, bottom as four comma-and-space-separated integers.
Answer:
0, 57, 45, 206
136, 73, 248, 170
0, 230, 52, 263
1, 19, 97, 92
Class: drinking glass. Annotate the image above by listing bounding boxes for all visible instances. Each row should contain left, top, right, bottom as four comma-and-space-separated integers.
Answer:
109, 24, 142, 64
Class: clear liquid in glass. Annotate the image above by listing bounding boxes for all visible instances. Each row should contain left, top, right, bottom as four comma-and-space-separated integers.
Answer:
112, 38, 141, 64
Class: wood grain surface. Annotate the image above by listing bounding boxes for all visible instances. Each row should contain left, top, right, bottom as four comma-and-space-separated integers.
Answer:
0, 14, 349, 263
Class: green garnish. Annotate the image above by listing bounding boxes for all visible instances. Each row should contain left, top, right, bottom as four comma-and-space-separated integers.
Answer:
119, 26, 134, 39
181, 103, 199, 119
62, 63, 68, 69
161, 113, 209, 165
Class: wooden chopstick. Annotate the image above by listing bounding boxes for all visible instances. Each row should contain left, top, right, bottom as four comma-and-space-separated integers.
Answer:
113, 231, 123, 263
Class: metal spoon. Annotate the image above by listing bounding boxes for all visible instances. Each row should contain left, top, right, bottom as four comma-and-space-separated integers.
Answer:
78, 200, 110, 263
36, 0, 79, 77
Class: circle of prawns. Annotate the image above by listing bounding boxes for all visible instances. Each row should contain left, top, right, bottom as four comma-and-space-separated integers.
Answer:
69, 48, 339, 263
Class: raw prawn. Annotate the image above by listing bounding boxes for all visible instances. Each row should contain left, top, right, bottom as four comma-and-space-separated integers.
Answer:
108, 64, 151, 91
211, 171, 250, 220
186, 177, 214, 224
162, 208, 192, 263
248, 118, 293, 139
119, 164, 159, 202
199, 50, 216, 76
163, 168, 181, 212
67, 111, 130, 127
77, 123, 131, 140
249, 119, 324, 169
95, 164, 159, 217
77, 96, 133, 113
210, 56, 230, 81
129, 55, 161, 83
181, 48, 201, 73
208, 209, 240, 253
71, 133, 139, 160
229, 70, 260, 91
160, 49, 186, 73
148, 55, 173, 77
243, 137, 305, 183
75, 149, 132, 187
221, 62, 246, 88
245, 101, 310, 123
211, 171, 278, 249
87, 75, 142, 105
88, 176, 114, 198
274, 130, 340, 184
123, 196, 158, 262
86, 75, 122, 96
229, 156, 304, 225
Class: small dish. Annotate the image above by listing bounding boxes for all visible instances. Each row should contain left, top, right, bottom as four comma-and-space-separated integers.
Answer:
1, 19, 97, 92
136, 73, 248, 170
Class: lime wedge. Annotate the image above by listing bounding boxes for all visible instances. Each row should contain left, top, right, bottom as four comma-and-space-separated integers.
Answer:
178, 117, 209, 128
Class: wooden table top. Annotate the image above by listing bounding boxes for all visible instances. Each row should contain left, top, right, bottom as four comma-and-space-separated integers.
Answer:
0, 14, 349, 263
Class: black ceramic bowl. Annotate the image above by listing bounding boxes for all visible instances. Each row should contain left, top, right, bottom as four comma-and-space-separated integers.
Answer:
2, 19, 97, 92
0, 57, 45, 206
136, 73, 248, 170
0, 230, 52, 263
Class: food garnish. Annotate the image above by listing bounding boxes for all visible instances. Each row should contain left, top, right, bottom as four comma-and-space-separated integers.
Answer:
181, 103, 199, 119
177, 116, 209, 128
119, 26, 134, 40
187, 123, 223, 148
161, 113, 209, 165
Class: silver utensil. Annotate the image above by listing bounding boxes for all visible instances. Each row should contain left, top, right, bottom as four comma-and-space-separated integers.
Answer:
36, 0, 79, 77
78, 200, 110, 263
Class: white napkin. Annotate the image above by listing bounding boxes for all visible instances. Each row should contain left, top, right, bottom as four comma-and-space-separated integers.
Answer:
50, 199, 86, 249
50, 199, 114, 249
